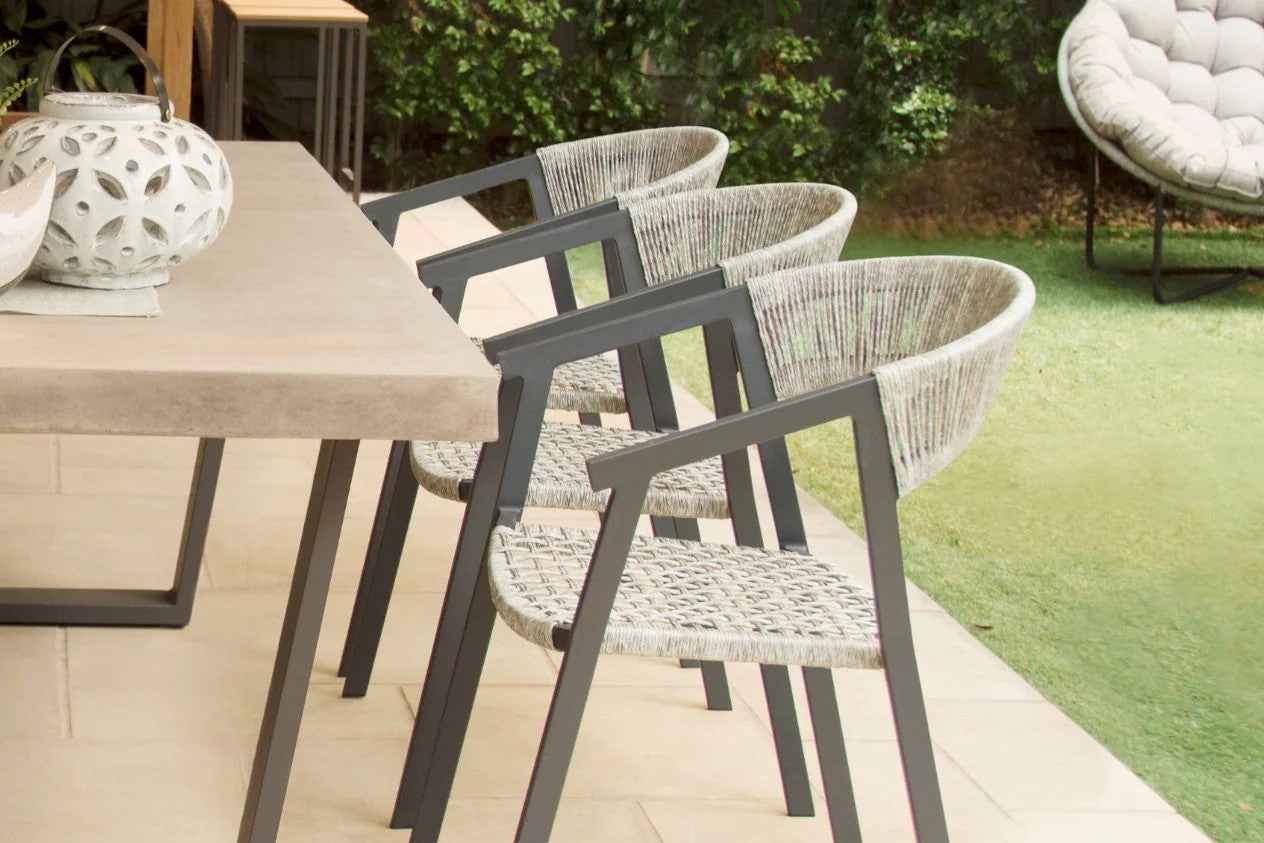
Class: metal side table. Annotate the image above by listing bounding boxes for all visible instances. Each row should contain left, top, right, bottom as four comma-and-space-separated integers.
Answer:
211, 0, 367, 200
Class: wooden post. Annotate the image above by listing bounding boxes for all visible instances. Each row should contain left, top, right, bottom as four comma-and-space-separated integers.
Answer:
147, 0, 196, 120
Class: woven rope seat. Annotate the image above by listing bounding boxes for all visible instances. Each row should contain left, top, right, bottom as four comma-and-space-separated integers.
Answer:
488, 257, 1033, 668
475, 126, 730, 415
1059, 0, 1264, 213
489, 523, 882, 668
411, 422, 730, 519
470, 338, 626, 415
413, 182, 858, 516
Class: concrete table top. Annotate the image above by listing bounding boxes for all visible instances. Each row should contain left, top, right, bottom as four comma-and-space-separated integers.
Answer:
0, 141, 499, 442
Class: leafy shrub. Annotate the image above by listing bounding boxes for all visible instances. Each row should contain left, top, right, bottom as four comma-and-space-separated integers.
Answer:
361, 0, 1060, 194
366, 0, 574, 189
828, 0, 1061, 187
689, 20, 843, 184
566, 1, 841, 183
562, 0, 682, 136
0, 0, 148, 111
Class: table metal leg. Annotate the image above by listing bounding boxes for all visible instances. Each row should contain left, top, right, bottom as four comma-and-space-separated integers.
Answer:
238, 439, 359, 843
233, 21, 246, 141
0, 437, 224, 627
210, 1, 224, 138
314, 26, 326, 163
339, 27, 352, 188
353, 25, 365, 203
218, 3, 235, 140
323, 27, 340, 175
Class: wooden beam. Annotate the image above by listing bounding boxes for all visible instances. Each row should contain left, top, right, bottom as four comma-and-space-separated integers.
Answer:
146, 0, 196, 121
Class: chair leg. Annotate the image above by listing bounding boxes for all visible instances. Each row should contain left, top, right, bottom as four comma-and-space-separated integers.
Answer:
340, 442, 420, 698
405, 562, 502, 843
513, 638, 605, 842
1084, 149, 1249, 303
1141, 188, 1248, 303
699, 660, 732, 711
1150, 185, 1165, 304
803, 667, 862, 842
852, 404, 948, 843
762, 664, 816, 818
391, 497, 507, 828
1085, 147, 1099, 270
339, 439, 409, 678
884, 638, 949, 843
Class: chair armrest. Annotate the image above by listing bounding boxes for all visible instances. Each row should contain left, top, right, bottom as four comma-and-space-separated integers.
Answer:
586, 376, 881, 491
481, 267, 725, 360
361, 156, 538, 245
414, 198, 620, 286
417, 203, 632, 293
493, 281, 757, 387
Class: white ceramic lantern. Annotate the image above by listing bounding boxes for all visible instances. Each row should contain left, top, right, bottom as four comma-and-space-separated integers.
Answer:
0, 26, 232, 290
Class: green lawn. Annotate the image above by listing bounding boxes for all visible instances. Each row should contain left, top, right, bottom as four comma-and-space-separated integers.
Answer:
567, 230, 1263, 841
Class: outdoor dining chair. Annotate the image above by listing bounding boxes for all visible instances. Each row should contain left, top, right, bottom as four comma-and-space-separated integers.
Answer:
339, 126, 730, 691
364, 124, 729, 423
357, 182, 858, 831
407, 256, 1034, 843
364, 124, 727, 335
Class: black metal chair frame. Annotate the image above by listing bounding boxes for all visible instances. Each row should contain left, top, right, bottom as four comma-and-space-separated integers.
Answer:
342, 202, 820, 828
338, 157, 668, 697
1084, 148, 1264, 304
404, 278, 950, 843
338, 196, 738, 704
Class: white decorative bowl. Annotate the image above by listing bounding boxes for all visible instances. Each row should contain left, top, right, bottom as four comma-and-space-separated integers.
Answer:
0, 26, 232, 290
0, 161, 55, 296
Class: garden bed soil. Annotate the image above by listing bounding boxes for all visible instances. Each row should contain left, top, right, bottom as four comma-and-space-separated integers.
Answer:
464, 113, 1264, 242
860, 114, 1264, 238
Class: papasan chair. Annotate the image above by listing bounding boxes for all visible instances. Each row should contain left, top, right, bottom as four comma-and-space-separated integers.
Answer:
1059, 0, 1264, 303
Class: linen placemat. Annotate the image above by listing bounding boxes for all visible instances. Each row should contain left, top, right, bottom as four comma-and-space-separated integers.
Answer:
0, 276, 160, 317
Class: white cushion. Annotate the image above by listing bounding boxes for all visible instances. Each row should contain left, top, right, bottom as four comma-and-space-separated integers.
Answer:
1065, 0, 1264, 201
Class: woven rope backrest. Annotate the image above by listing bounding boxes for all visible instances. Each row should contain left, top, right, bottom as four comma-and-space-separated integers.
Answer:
536, 126, 728, 215
626, 183, 857, 288
745, 257, 1035, 496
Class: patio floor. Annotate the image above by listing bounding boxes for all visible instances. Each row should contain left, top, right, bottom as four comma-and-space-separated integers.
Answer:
0, 196, 1211, 842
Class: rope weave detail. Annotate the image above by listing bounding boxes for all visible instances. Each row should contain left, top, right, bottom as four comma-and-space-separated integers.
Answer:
488, 523, 883, 669
744, 257, 1035, 496
412, 423, 730, 519
537, 126, 728, 215
471, 338, 627, 414
626, 183, 857, 288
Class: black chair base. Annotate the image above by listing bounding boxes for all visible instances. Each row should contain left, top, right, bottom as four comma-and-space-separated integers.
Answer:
1084, 148, 1259, 304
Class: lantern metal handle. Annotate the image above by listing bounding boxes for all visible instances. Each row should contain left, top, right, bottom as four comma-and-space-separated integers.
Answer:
41, 24, 173, 122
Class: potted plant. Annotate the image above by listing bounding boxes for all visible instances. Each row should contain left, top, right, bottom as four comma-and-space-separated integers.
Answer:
0, 38, 36, 131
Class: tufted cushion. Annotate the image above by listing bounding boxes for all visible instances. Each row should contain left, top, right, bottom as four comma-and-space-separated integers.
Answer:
1064, 0, 1264, 202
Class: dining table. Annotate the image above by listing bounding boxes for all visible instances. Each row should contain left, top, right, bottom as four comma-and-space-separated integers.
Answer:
0, 140, 500, 841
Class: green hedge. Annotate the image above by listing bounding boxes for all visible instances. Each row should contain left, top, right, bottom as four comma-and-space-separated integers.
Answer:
362, 0, 1061, 193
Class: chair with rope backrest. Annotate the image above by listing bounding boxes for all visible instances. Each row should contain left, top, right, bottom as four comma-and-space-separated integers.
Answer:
340, 125, 728, 680
408, 256, 1033, 842
361, 182, 858, 833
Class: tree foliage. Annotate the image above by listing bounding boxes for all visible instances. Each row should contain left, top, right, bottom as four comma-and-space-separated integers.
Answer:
363, 0, 1060, 192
